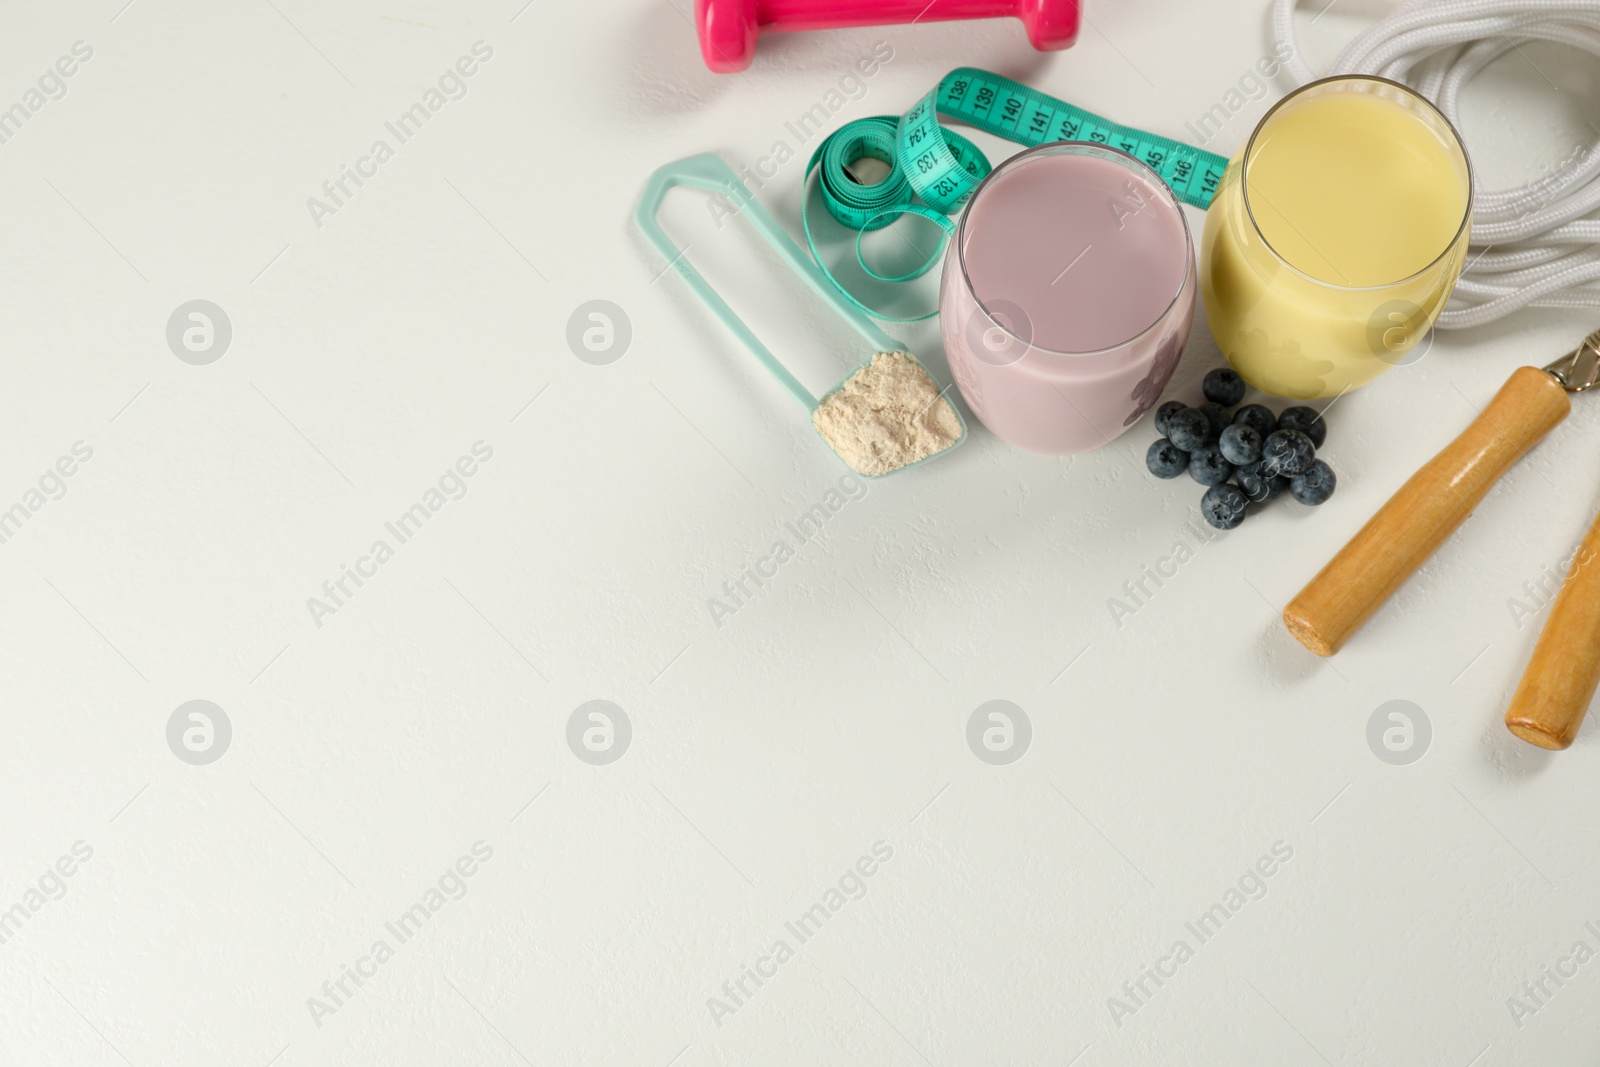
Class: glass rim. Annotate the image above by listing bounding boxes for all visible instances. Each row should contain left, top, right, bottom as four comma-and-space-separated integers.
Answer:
1239, 73, 1475, 293
953, 141, 1195, 358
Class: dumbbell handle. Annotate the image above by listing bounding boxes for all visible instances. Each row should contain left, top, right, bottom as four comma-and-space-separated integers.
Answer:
1283, 366, 1571, 656
696, 0, 1080, 73
754, 0, 1064, 33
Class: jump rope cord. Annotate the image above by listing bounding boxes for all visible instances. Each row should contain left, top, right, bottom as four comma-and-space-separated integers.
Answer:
1271, 0, 1600, 329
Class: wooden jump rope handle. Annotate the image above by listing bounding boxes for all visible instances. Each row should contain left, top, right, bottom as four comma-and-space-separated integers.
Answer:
1283, 367, 1572, 657
1505, 509, 1600, 749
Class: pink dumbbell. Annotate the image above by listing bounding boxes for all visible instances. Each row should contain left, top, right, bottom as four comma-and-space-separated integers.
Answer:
696, 0, 1082, 73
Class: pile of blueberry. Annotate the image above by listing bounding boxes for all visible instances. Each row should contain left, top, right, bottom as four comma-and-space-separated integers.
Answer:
1146, 368, 1336, 530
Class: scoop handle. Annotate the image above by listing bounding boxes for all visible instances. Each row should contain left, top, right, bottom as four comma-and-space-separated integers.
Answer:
635, 154, 819, 410
634, 152, 908, 413
1284, 366, 1571, 656
1506, 510, 1600, 749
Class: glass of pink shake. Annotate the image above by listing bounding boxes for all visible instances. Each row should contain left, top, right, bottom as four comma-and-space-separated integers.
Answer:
941, 143, 1195, 454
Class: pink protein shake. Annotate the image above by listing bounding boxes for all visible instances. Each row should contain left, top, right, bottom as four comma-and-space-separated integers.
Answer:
941, 143, 1195, 455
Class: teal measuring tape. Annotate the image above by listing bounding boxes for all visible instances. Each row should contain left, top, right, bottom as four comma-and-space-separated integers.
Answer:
803, 67, 1230, 322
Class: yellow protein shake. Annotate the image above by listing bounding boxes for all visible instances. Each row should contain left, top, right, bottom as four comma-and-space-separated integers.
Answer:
1201, 76, 1472, 398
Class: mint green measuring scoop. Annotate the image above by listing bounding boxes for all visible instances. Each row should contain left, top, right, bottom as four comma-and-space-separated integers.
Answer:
634, 153, 966, 477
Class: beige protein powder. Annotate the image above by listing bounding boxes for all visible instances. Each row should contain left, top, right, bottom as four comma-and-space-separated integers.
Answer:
811, 351, 962, 476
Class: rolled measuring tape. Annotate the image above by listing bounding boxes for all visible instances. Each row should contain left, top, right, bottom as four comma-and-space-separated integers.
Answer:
804, 67, 1229, 321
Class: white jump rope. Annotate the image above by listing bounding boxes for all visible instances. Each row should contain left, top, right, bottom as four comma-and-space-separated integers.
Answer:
1272, 0, 1600, 329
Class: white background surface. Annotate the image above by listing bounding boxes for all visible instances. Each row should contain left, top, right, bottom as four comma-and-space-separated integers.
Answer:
2, 0, 1599, 1064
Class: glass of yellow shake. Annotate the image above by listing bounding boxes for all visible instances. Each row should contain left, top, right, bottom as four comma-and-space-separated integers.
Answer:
1201, 76, 1472, 399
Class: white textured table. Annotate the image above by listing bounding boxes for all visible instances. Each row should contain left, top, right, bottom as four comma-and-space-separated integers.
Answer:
3, 1, 1599, 1063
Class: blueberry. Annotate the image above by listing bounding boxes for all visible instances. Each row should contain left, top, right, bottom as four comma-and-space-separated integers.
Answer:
1232, 403, 1276, 438
1166, 408, 1211, 452
1262, 428, 1316, 476
1197, 402, 1231, 441
1155, 400, 1188, 438
1289, 459, 1337, 505
1276, 405, 1327, 448
1146, 438, 1189, 479
1203, 368, 1247, 407
1218, 423, 1262, 466
1201, 483, 1248, 530
1234, 460, 1288, 503
1188, 443, 1235, 486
